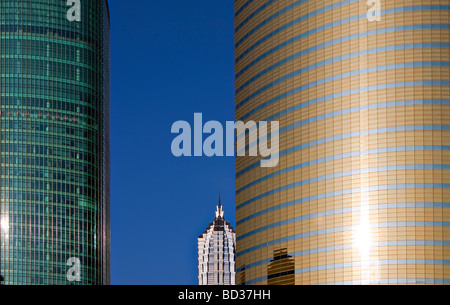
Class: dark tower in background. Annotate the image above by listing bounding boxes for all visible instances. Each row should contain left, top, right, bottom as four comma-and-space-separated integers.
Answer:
267, 249, 295, 285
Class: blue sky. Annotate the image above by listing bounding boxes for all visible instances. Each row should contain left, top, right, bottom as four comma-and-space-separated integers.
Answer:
109, 0, 235, 284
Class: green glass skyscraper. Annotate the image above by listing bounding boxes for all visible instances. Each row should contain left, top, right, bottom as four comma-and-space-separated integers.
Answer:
0, 0, 110, 285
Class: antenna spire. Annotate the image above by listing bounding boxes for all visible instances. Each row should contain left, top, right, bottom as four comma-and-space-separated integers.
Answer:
216, 194, 224, 219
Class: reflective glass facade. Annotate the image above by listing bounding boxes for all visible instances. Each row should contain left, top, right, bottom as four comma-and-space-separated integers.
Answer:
235, 0, 450, 285
0, 0, 110, 285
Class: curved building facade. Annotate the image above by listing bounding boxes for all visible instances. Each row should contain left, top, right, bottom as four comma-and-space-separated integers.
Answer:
235, 0, 450, 284
0, 0, 110, 284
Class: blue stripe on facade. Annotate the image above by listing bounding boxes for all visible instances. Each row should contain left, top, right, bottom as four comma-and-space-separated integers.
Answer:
237, 202, 450, 241
237, 144, 450, 188
238, 109, 450, 191
237, 240, 450, 273
237, 99, 450, 161
236, 0, 360, 48
236, 6, 450, 65
236, 0, 323, 43
237, 182, 450, 225
236, 24, 450, 79
235, 0, 254, 18
236, 61, 450, 110
237, 4, 450, 49
238, 76, 450, 122
245, 262, 450, 285
237, 222, 450, 257
237, 124, 450, 178
323, 279, 450, 285
235, 0, 277, 33
237, 165, 450, 211
236, 43, 450, 95
237, 97, 450, 142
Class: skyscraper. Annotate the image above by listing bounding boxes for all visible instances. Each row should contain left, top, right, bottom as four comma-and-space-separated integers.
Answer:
235, 0, 450, 285
0, 0, 110, 285
198, 199, 236, 285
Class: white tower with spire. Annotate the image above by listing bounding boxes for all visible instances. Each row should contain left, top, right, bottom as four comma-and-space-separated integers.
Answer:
198, 196, 236, 285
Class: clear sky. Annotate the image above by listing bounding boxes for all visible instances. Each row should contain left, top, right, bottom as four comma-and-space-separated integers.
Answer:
109, 0, 235, 284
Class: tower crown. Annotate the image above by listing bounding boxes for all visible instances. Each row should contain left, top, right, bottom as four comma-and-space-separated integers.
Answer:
198, 195, 236, 285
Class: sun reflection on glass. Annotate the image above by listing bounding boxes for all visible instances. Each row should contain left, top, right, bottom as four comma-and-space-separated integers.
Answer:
353, 221, 372, 258
1, 216, 9, 234
353, 189, 374, 284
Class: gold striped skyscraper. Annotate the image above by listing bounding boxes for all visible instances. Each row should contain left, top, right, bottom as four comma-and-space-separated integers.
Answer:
235, 0, 450, 285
